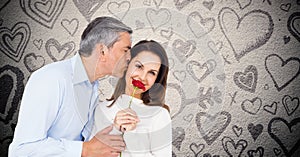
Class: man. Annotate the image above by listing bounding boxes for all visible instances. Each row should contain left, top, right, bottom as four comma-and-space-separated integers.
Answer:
9, 16, 134, 157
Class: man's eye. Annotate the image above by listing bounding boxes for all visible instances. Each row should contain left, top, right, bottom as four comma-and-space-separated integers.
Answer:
135, 64, 142, 69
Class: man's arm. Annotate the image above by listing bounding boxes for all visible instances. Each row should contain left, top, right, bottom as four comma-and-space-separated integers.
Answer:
9, 70, 82, 157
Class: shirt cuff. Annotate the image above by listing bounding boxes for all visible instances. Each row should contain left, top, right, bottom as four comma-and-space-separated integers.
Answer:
63, 139, 83, 157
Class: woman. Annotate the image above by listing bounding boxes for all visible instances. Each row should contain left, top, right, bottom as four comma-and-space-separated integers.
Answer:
90, 40, 171, 156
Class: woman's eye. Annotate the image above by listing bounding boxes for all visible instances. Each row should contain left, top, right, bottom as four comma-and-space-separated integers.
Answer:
150, 71, 156, 76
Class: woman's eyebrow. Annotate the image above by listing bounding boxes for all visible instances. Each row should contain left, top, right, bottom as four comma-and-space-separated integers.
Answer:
150, 69, 159, 72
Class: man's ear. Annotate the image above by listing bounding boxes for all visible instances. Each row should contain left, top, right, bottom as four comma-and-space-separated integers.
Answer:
95, 43, 107, 62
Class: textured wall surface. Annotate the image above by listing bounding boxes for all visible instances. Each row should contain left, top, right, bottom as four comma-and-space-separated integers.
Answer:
0, 0, 300, 156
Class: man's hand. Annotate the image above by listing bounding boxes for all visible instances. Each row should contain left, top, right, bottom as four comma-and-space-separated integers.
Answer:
82, 125, 125, 157
114, 108, 140, 132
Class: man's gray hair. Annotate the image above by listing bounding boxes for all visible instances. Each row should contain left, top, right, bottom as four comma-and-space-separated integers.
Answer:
79, 16, 132, 57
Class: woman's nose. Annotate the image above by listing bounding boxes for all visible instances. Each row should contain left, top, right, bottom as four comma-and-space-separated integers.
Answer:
139, 71, 147, 81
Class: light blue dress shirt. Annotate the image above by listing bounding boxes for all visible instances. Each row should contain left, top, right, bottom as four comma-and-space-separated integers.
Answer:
9, 54, 99, 157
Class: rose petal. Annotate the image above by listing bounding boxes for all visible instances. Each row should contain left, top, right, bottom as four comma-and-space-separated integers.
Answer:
132, 79, 145, 91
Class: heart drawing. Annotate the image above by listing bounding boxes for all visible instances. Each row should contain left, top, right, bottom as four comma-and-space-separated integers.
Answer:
247, 146, 264, 157
61, 18, 79, 36
23, 53, 45, 72
173, 70, 186, 82
146, 8, 171, 31
196, 111, 231, 145
208, 40, 223, 54
0, 0, 10, 11
222, 136, 248, 157
174, 0, 196, 10
282, 95, 299, 116
203, 0, 214, 11
232, 125, 243, 137
189, 142, 205, 156
33, 39, 43, 50
247, 123, 263, 141
233, 65, 258, 93
268, 117, 300, 157
287, 12, 300, 42
265, 54, 300, 91
172, 127, 185, 151
45, 38, 75, 61
20, 0, 66, 28
280, 3, 291, 12
160, 27, 173, 40
241, 97, 262, 115
263, 101, 277, 115
0, 22, 30, 62
107, 1, 131, 20
172, 39, 196, 63
218, 7, 273, 61
236, 0, 252, 10
187, 11, 215, 38
0, 65, 25, 124
186, 59, 216, 83
73, 0, 106, 22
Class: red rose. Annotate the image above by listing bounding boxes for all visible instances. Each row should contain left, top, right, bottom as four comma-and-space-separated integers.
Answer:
132, 79, 146, 91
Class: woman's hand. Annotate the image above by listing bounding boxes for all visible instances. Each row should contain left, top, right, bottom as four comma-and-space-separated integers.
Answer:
114, 108, 140, 132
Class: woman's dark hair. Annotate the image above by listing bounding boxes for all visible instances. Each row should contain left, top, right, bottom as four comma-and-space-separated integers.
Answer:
107, 40, 169, 109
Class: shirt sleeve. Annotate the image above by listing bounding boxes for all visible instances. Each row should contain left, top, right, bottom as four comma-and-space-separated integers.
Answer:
8, 69, 83, 157
149, 108, 172, 157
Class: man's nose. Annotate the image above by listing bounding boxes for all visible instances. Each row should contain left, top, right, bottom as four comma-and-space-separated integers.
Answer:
126, 51, 131, 65
127, 50, 131, 59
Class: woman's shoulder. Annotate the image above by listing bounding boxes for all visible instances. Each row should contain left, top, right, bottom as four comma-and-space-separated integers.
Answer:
149, 105, 171, 120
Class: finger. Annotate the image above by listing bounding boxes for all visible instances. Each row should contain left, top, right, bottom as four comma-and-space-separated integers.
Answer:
120, 125, 124, 132
107, 134, 124, 142
116, 112, 138, 119
116, 114, 139, 121
124, 109, 139, 118
115, 116, 138, 122
110, 140, 126, 149
119, 109, 138, 116
121, 124, 136, 131
118, 123, 136, 132
110, 152, 121, 157
116, 119, 138, 125
111, 146, 125, 153
116, 111, 139, 121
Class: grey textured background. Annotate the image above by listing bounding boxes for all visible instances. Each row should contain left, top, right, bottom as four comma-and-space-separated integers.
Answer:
0, 0, 300, 156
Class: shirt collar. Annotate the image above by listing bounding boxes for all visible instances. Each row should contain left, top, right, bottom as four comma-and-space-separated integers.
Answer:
71, 53, 90, 85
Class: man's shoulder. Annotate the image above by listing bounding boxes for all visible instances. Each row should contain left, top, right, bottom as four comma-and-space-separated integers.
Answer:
31, 58, 73, 80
